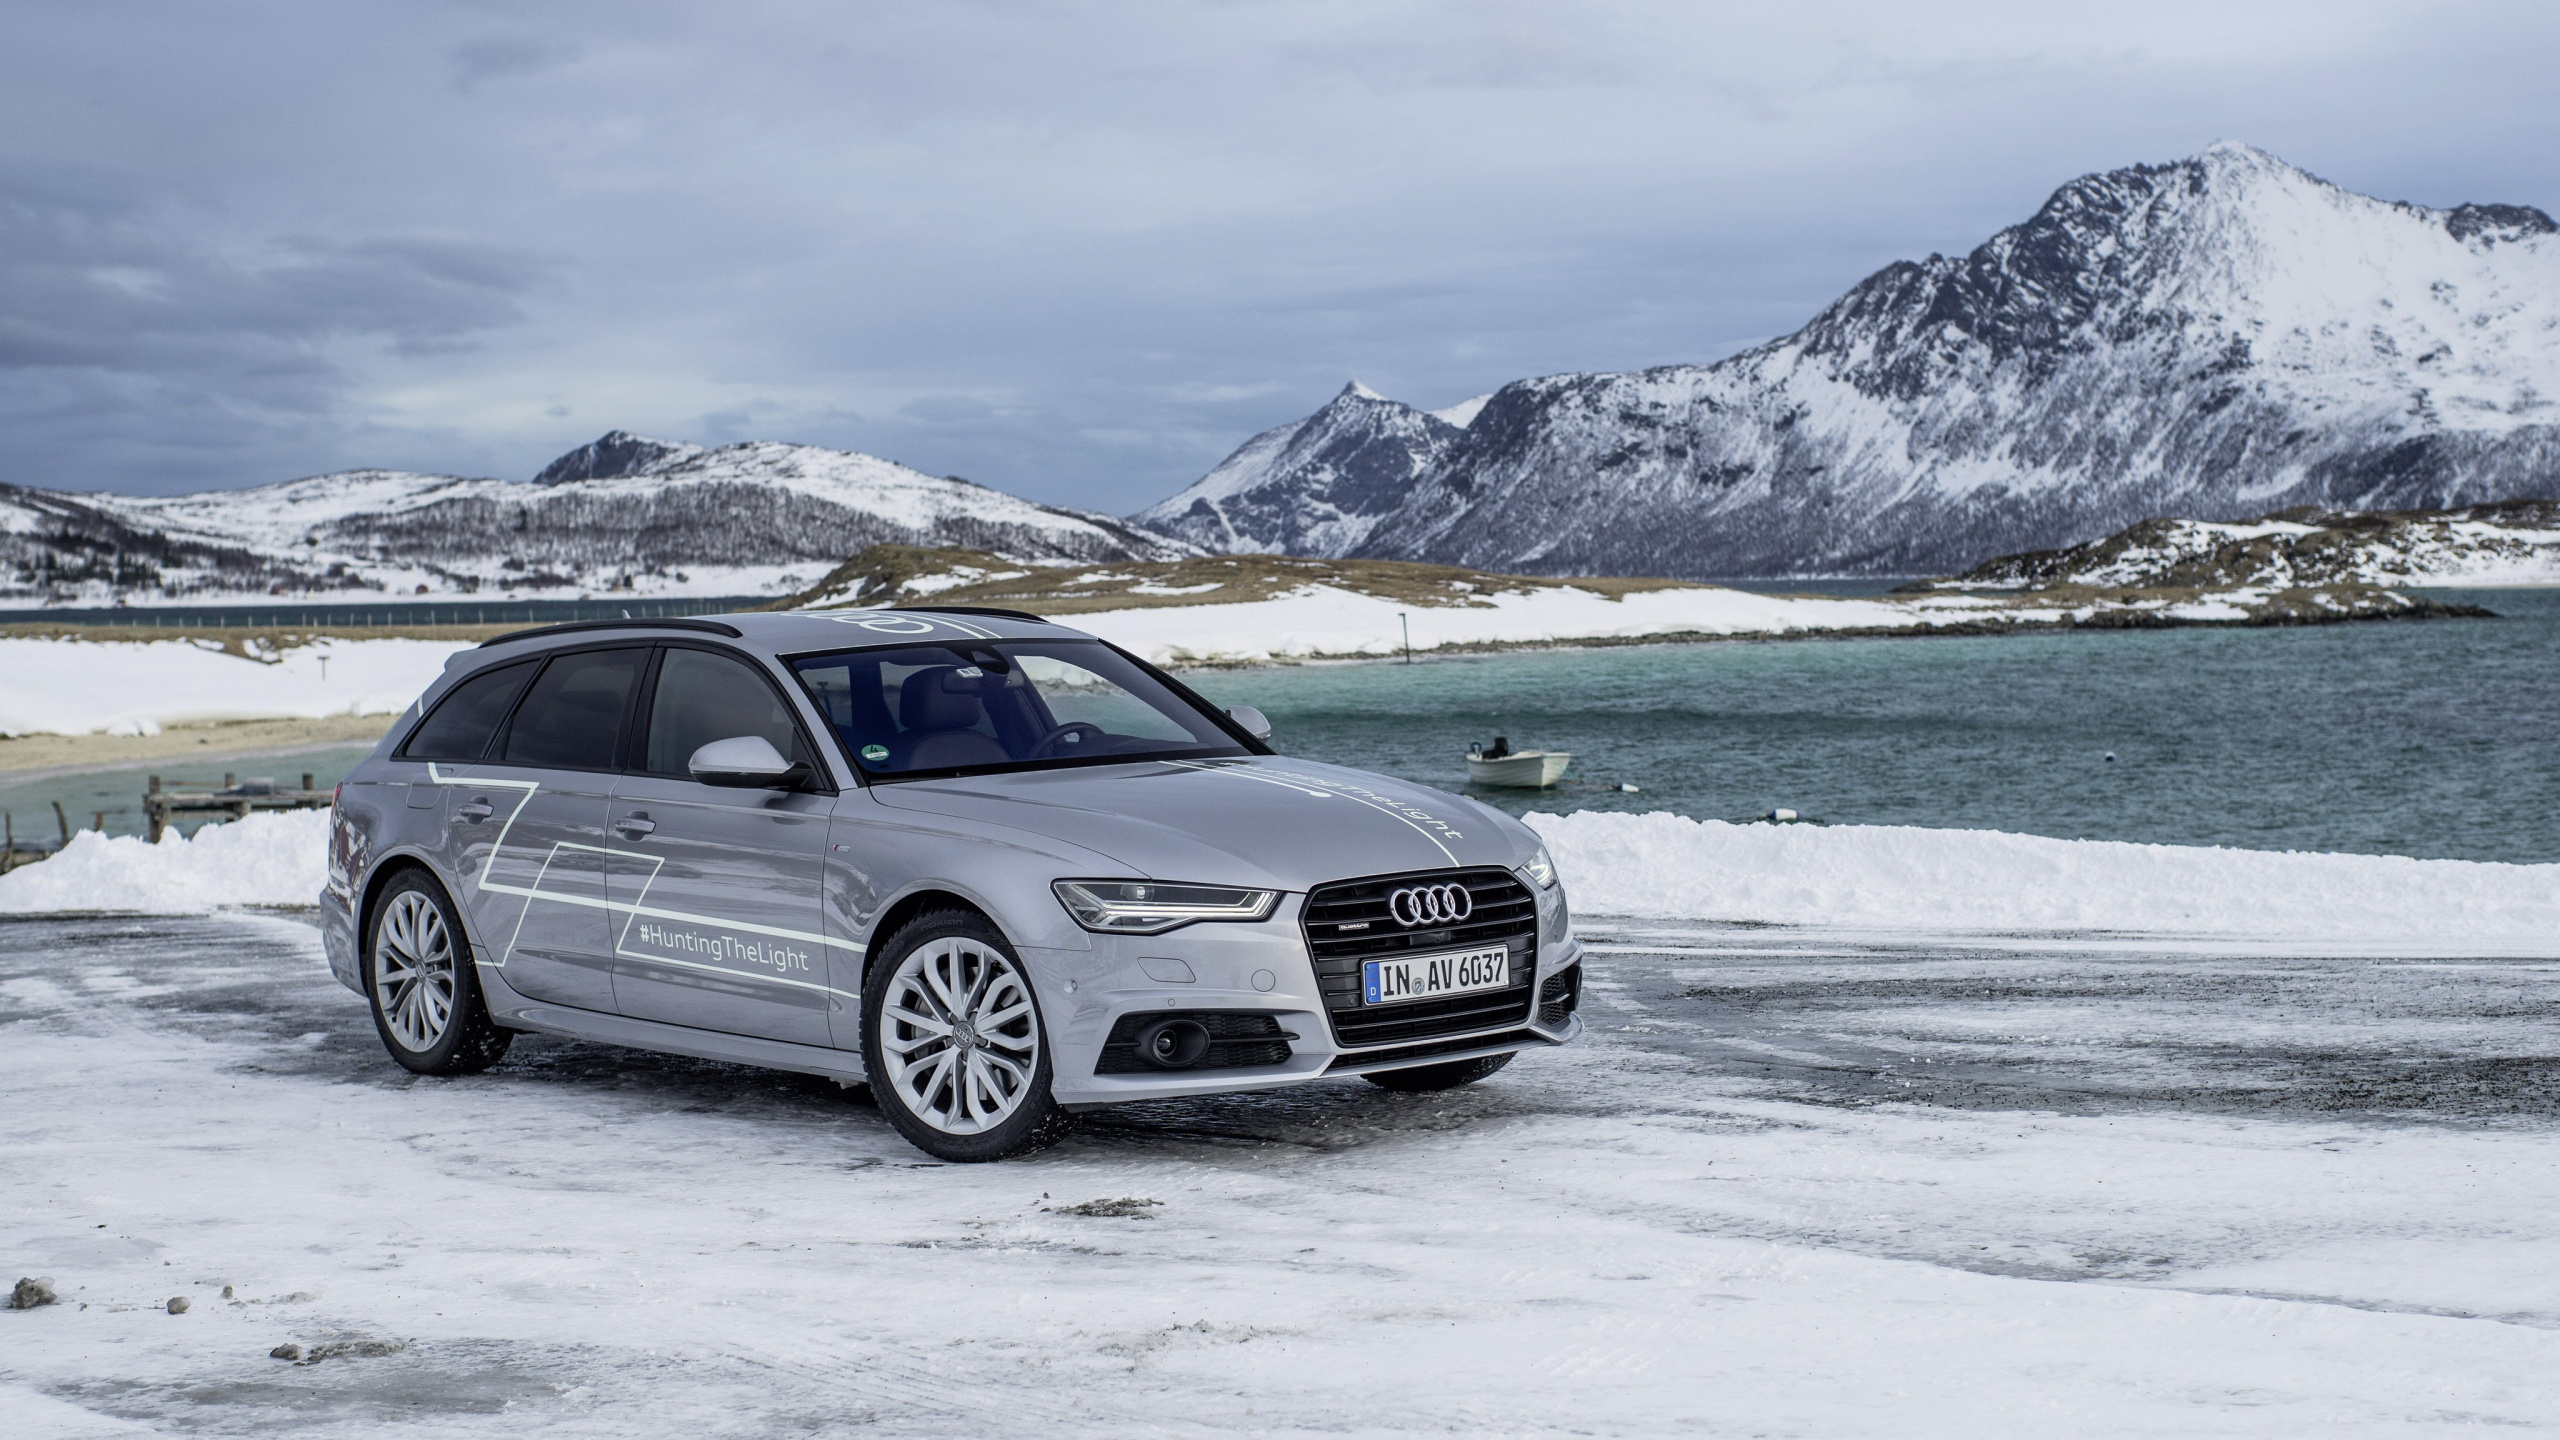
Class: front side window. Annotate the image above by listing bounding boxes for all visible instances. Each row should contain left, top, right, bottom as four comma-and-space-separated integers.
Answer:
401, 659, 536, 761
500, 647, 647, 770
789, 640, 1245, 778
642, 647, 813, 777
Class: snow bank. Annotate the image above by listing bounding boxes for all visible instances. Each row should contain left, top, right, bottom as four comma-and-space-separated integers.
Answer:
0, 637, 465, 736
1532, 810, 2560, 944
0, 809, 329, 914
10, 799, 2542, 946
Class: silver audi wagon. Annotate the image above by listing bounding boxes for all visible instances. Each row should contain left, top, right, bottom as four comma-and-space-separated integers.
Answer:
320, 608, 1582, 1161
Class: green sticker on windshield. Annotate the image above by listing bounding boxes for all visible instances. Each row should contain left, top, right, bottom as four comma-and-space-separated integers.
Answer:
861, 744, 889, 763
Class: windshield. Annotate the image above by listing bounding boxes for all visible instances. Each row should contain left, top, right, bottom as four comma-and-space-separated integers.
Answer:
788, 639, 1249, 778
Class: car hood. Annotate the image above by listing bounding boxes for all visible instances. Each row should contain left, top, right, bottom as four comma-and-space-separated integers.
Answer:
869, 756, 1535, 890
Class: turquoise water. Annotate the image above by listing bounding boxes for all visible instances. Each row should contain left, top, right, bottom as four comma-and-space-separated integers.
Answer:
10, 595, 2551, 864
1186, 589, 2560, 865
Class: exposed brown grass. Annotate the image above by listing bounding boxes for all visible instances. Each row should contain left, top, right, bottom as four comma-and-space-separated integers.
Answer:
770, 545, 1745, 616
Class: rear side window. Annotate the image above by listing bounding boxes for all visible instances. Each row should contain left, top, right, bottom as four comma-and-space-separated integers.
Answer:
499, 648, 648, 771
400, 660, 536, 761
642, 647, 813, 777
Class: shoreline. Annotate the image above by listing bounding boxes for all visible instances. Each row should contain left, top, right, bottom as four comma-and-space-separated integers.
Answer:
0, 715, 396, 777
1149, 598, 2498, 669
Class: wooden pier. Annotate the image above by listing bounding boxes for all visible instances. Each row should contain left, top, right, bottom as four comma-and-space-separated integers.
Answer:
2, 773, 334, 869
143, 773, 333, 842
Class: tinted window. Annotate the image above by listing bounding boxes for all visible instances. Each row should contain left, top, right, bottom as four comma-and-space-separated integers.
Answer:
500, 648, 647, 770
643, 647, 812, 777
790, 640, 1243, 776
401, 660, 536, 761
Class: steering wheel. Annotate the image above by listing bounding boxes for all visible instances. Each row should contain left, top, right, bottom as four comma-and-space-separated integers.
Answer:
1028, 721, 1111, 760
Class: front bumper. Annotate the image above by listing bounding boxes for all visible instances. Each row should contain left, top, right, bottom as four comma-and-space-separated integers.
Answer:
1034, 893, 1582, 1107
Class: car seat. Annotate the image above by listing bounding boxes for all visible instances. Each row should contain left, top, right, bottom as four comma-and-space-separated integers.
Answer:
892, 666, 1010, 769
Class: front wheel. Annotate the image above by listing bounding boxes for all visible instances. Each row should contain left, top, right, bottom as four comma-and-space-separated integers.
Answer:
862, 910, 1073, 1162
1364, 1051, 1515, 1092
365, 869, 512, 1076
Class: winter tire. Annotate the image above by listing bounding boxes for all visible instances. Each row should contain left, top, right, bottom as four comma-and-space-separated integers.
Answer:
365, 868, 512, 1076
1364, 1051, 1515, 1092
863, 909, 1073, 1163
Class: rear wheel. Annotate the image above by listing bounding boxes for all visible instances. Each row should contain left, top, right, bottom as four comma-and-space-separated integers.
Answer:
1364, 1051, 1515, 1092
366, 869, 512, 1076
863, 909, 1073, 1162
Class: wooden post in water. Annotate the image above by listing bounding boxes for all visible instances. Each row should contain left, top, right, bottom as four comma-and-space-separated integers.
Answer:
52, 800, 70, 846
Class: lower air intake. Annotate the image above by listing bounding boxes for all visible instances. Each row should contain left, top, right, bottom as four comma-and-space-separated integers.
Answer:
1094, 1011, 1293, 1074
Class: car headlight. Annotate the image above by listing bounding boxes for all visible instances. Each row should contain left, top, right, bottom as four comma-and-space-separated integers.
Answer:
1521, 847, 1558, 889
1053, 880, 1281, 935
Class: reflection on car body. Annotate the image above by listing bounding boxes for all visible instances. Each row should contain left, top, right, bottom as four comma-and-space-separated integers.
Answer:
321, 607, 1581, 1161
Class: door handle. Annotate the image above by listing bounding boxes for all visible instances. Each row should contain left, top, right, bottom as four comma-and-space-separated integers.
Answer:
614, 814, 657, 838
456, 800, 494, 821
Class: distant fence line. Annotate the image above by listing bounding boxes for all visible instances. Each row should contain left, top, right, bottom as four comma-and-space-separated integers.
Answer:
0, 596, 769, 630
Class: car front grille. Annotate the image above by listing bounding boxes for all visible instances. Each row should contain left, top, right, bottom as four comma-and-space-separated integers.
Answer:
1301, 867, 1540, 1051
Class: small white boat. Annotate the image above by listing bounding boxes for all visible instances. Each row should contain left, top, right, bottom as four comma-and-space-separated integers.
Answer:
1465, 746, 1571, 789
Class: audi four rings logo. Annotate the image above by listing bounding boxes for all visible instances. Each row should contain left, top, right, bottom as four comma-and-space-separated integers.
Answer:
1388, 883, 1473, 927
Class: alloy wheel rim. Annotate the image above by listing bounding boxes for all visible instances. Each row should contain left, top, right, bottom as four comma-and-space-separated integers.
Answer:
374, 891, 456, 1052
877, 937, 1040, 1135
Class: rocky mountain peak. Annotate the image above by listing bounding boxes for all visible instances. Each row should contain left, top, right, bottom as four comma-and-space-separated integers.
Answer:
1131, 382, 1465, 555
532, 430, 707, 485
1132, 143, 2560, 580
2445, 202, 2558, 245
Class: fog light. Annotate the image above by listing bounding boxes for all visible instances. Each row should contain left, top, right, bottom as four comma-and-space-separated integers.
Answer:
1133, 1017, 1212, 1069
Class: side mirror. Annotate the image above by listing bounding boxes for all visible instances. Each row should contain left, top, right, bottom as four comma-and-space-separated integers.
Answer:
688, 735, 812, 789
1225, 705, 1272, 742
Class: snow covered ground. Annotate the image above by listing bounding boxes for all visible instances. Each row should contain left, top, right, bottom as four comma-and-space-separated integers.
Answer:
0, 584, 2091, 736
0, 639, 456, 738
1064, 583, 1918, 664
8, 587, 1975, 739
3, 911, 2555, 1436
1045, 584, 2108, 665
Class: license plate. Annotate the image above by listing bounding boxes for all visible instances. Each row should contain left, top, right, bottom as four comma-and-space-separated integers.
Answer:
1362, 945, 1510, 1006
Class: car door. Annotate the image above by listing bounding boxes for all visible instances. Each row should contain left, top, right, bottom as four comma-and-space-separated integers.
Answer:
457, 645, 649, 1014
605, 644, 835, 1045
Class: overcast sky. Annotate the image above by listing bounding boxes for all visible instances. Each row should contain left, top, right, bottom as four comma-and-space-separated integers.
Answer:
6, 1, 2557, 512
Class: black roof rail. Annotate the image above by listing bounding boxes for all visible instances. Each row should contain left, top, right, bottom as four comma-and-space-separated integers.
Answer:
480, 616, 745, 648
897, 605, 1055, 625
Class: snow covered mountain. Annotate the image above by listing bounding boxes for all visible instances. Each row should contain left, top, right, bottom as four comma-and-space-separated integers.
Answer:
2, 431, 1192, 607
1132, 383, 1469, 555
1136, 144, 2560, 577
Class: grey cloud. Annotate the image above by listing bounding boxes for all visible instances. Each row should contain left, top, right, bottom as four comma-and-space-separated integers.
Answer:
0, 160, 556, 487
446, 35, 583, 92
3, 0, 2559, 507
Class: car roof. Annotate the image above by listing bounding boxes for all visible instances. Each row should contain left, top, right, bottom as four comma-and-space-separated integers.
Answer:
472, 607, 1093, 662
